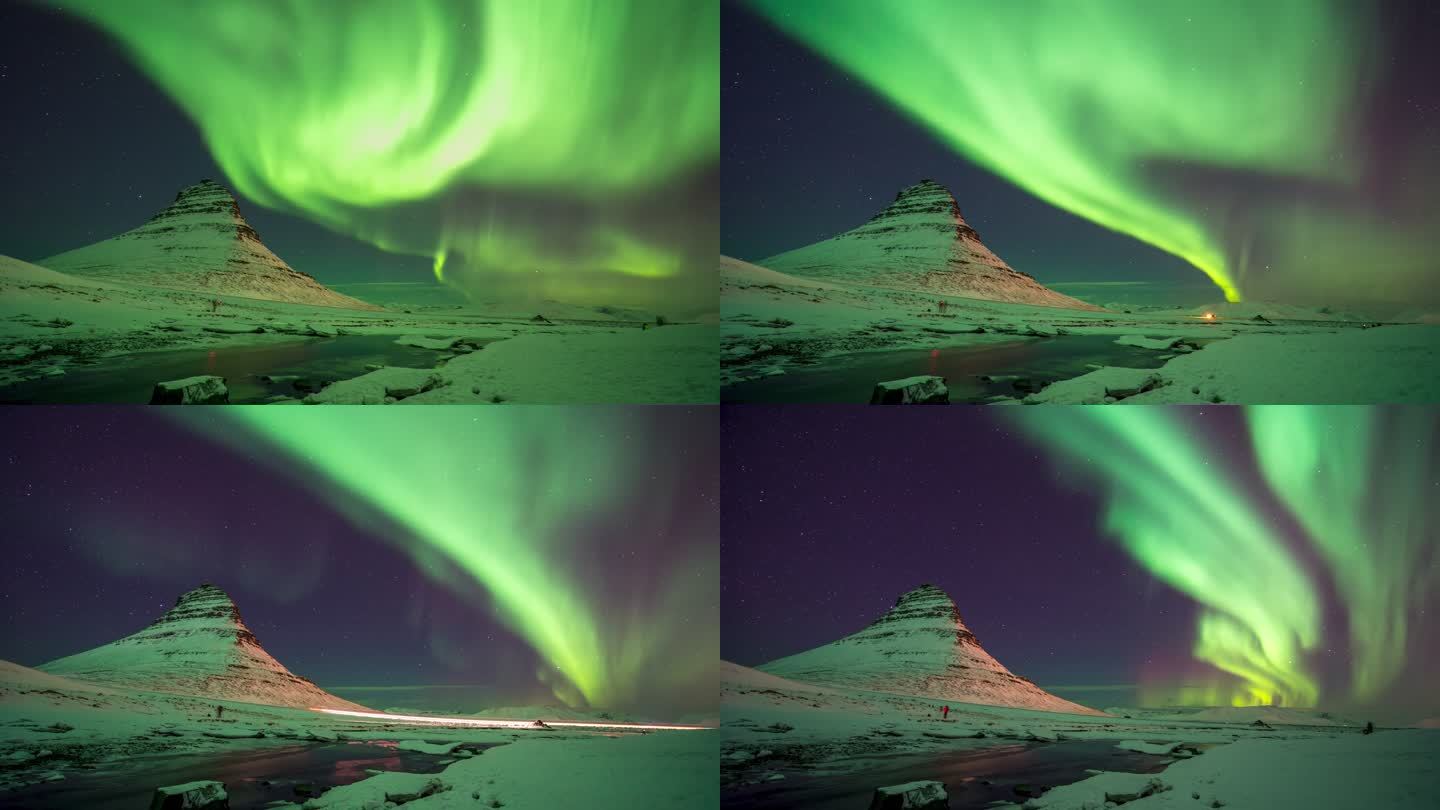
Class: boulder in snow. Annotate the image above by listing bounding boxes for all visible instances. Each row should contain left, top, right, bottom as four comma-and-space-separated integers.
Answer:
305, 323, 338, 337
868, 779, 948, 810
870, 375, 949, 404
148, 779, 228, 810
149, 375, 229, 405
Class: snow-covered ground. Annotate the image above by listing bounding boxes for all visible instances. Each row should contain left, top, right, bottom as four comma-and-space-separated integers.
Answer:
0, 255, 716, 402
0, 661, 715, 808
721, 661, 1439, 809
721, 255, 1440, 403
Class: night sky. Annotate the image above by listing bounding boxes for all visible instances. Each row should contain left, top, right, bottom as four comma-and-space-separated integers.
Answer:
720, 406, 1187, 686
0, 1, 718, 313
722, 0, 1440, 309
721, 406, 1440, 720
0, 408, 717, 719
720, 0, 1200, 290
0, 2, 430, 285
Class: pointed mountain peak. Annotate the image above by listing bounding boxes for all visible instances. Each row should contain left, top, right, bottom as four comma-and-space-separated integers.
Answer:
759, 180, 1101, 310
760, 582, 1103, 715
39, 585, 366, 711
156, 583, 246, 628
867, 179, 968, 230
39, 180, 379, 310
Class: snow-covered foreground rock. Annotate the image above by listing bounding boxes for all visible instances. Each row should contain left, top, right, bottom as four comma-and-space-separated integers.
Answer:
761, 585, 1099, 715
327, 324, 717, 404
721, 255, 1440, 403
1023, 730, 1439, 810
1030, 325, 1440, 404
303, 730, 716, 809
0, 254, 716, 402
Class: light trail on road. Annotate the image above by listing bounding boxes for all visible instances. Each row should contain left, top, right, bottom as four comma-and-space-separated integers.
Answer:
311, 707, 713, 732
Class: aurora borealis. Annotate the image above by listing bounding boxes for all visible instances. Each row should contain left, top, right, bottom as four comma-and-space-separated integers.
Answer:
1006, 406, 1440, 709
724, 406, 1440, 720
40, 0, 719, 312
0, 408, 717, 718
739, 0, 1440, 309
183, 406, 718, 712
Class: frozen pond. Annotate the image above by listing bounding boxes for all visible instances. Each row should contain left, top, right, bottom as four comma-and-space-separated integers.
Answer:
724, 740, 1171, 809
0, 335, 476, 404
723, 334, 1185, 403
6, 740, 498, 809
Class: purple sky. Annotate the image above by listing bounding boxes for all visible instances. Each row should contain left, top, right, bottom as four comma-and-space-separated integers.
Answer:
721, 406, 1205, 688
0, 408, 717, 717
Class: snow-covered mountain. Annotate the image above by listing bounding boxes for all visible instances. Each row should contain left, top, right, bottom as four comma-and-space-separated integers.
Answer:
761, 584, 1102, 715
39, 584, 366, 711
760, 180, 1099, 310
40, 180, 378, 310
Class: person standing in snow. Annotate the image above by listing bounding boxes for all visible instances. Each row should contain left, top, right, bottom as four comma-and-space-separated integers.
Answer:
1363, 721, 1374, 735
211, 298, 220, 313
216, 705, 224, 720
941, 705, 949, 721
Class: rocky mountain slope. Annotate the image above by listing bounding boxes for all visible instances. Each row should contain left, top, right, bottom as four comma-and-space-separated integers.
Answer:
40, 180, 378, 310
760, 180, 1099, 310
761, 584, 1102, 715
39, 584, 366, 711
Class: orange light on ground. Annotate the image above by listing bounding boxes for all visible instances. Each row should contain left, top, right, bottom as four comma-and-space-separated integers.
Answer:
1203, 312, 1216, 320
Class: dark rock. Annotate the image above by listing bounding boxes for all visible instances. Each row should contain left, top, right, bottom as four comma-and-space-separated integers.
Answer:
870, 375, 949, 404
149, 780, 228, 809
149, 375, 229, 405
869, 780, 947, 810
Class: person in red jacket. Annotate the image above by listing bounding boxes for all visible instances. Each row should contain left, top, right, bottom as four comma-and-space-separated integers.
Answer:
941, 705, 949, 720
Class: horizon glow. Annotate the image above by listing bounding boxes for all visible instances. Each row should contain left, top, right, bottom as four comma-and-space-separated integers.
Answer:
750, 0, 1370, 302
54, 0, 718, 307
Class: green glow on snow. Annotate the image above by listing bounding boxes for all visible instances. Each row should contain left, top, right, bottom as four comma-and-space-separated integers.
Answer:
750, 0, 1367, 302
176, 408, 715, 710
56, 0, 717, 294
1010, 406, 1439, 707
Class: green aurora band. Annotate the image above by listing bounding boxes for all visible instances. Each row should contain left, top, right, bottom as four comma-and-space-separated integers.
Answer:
1248, 408, 1436, 702
55, 0, 718, 306
175, 408, 717, 711
749, 0, 1369, 302
1008, 407, 1439, 708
